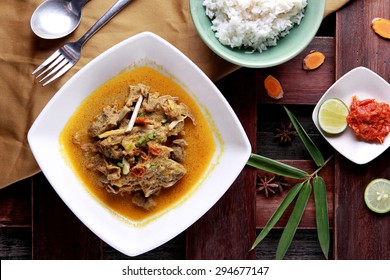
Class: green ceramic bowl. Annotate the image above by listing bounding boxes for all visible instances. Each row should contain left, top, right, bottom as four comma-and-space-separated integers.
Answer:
190, 0, 326, 68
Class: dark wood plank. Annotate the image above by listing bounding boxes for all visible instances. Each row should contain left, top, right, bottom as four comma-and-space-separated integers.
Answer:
334, 0, 390, 259
257, 37, 335, 105
0, 178, 32, 227
0, 178, 32, 259
255, 159, 334, 229
255, 229, 331, 260
186, 68, 257, 260
257, 104, 333, 160
254, 37, 336, 230
0, 228, 32, 259
104, 233, 186, 260
32, 173, 103, 259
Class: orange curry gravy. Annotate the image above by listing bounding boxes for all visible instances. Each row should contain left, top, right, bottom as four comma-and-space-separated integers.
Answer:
346, 96, 390, 143
60, 66, 217, 225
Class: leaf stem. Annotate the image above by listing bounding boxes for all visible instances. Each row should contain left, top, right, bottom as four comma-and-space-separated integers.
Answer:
309, 155, 334, 179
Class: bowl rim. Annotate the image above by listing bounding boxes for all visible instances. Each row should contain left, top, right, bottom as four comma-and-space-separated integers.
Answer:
312, 66, 390, 165
189, 0, 326, 68
28, 32, 251, 256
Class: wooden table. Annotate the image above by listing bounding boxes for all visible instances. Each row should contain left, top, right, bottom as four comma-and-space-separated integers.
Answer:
1, 0, 390, 260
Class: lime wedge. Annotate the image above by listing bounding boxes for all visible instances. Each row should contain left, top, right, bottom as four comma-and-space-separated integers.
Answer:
318, 98, 349, 134
364, 178, 390, 214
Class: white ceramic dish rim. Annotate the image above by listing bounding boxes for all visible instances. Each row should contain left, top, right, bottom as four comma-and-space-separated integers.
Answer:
28, 32, 251, 256
312, 66, 390, 165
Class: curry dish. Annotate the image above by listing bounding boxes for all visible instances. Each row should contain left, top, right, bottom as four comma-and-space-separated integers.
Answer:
60, 66, 216, 222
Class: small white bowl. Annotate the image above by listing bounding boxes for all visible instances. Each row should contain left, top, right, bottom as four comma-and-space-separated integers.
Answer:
312, 67, 390, 165
28, 32, 251, 256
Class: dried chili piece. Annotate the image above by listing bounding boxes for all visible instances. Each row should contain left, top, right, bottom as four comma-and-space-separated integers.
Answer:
131, 165, 146, 177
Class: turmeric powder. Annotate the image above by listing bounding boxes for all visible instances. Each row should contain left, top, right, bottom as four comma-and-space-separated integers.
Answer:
264, 75, 284, 99
371, 18, 390, 39
303, 51, 325, 70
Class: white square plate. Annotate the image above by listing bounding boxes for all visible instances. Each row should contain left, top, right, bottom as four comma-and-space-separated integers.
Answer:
312, 66, 390, 165
28, 32, 251, 256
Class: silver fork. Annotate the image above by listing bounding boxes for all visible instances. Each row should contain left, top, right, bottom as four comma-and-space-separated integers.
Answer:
32, 0, 132, 86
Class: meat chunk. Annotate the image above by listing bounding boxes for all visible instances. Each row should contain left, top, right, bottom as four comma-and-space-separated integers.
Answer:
152, 157, 186, 188
96, 135, 124, 160
80, 143, 98, 153
109, 157, 186, 195
171, 139, 187, 163
87, 154, 121, 182
76, 83, 194, 210
88, 105, 121, 137
132, 192, 156, 211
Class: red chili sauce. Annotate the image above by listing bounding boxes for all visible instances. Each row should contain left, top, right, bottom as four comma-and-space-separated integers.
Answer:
346, 96, 390, 143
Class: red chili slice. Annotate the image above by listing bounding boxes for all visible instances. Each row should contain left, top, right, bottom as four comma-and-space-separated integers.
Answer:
134, 117, 150, 125
148, 145, 163, 156
134, 149, 148, 160
131, 165, 146, 177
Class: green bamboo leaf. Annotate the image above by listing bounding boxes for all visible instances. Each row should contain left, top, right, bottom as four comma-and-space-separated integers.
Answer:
247, 153, 308, 179
251, 182, 304, 250
313, 175, 330, 259
284, 107, 324, 167
276, 181, 312, 260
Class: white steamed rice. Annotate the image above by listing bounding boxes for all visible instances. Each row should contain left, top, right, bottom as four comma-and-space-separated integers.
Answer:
203, 0, 307, 52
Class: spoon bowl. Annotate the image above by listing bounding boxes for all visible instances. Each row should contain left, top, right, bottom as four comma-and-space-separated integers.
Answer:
31, 0, 87, 39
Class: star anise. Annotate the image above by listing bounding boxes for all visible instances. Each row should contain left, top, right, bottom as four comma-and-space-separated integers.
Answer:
273, 175, 290, 193
257, 173, 279, 198
274, 122, 296, 145
257, 174, 289, 198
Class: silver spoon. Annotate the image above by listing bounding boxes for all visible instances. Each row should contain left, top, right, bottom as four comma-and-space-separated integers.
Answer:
31, 0, 89, 39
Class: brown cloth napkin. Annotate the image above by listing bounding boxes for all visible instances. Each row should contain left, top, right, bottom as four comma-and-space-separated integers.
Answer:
0, 0, 237, 189
0, 0, 349, 189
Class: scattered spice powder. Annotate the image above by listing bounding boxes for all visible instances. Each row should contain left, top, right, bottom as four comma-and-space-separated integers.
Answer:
346, 96, 390, 143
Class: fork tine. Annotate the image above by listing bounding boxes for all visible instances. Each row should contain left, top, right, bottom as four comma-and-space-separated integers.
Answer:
41, 62, 75, 87
32, 50, 61, 75
39, 58, 68, 83
35, 55, 66, 79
